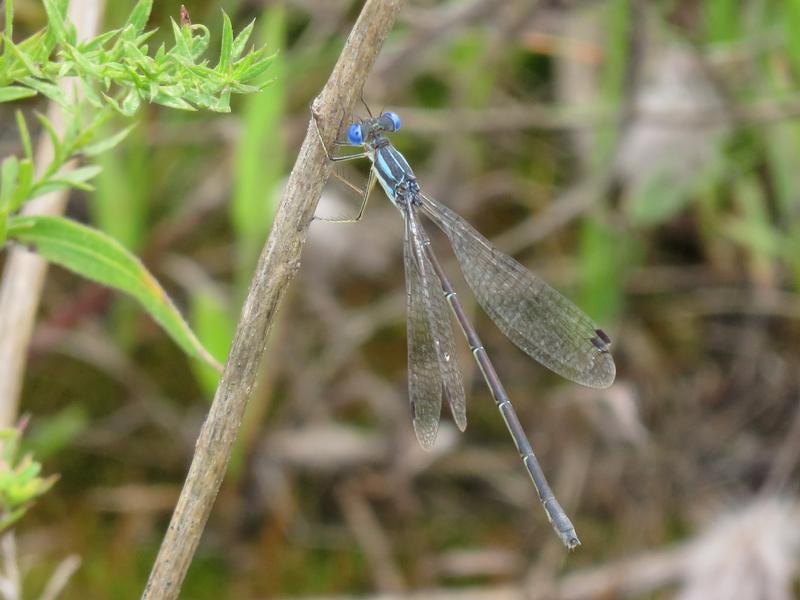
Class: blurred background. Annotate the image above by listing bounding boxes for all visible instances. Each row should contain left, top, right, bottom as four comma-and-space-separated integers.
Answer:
3, 0, 800, 597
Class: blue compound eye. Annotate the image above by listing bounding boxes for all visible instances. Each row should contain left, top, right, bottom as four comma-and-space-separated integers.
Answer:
384, 111, 401, 132
347, 123, 364, 144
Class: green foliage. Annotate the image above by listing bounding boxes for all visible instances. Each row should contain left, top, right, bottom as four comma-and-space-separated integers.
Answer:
0, 0, 274, 114
90, 124, 147, 251
0, 417, 57, 532
578, 217, 632, 322
22, 405, 89, 461
705, 0, 740, 43
6, 214, 221, 369
231, 5, 285, 279
0, 0, 277, 370
187, 4, 287, 393
594, 0, 629, 166
190, 290, 235, 395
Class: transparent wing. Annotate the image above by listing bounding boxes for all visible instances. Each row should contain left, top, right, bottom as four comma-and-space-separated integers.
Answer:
402, 208, 465, 449
420, 194, 616, 389
409, 209, 467, 433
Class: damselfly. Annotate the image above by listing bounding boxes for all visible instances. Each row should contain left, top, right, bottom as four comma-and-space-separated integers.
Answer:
313, 108, 615, 549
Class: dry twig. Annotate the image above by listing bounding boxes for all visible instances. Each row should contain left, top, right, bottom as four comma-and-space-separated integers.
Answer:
141, 2, 405, 598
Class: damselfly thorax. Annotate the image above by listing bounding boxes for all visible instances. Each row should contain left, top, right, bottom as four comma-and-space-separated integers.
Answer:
365, 136, 421, 209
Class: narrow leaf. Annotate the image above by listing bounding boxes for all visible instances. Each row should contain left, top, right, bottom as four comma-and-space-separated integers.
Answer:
19, 77, 68, 107
239, 50, 276, 82
169, 18, 191, 58
0, 86, 37, 102
15, 110, 32, 159
7, 215, 221, 370
124, 0, 153, 35
49, 165, 103, 187
231, 19, 255, 60
42, 0, 68, 44
82, 124, 135, 156
9, 158, 32, 211
101, 93, 126, 115
80, 76, 104, 108
217, 10, 233, 74
30, 165, 103, 198
151, 92, 195, 111
34, 111, 63, 167
189, 290, 234, 394
0, 156, 19, 209
189, 24, 210, 59
5, 38, 43, 77
4, 0, 12, 50
120, 87, 141, 115
76, 28, 120, 52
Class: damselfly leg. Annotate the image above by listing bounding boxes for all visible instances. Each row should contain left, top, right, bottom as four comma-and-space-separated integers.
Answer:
312, 109, 376, 223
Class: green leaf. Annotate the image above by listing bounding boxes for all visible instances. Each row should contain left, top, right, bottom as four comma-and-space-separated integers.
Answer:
19, 76, 68, 107
76, 28, 120, 52
190, 290, 234, 394
42, 0, 68, 45
15, 110, 32, 159
0, 85, 36, 102
31, 165, 102, 198
101, 92, 127, 116
6, 215, 222, 370
65, 45, 99, 78
65, 21, 77, 47
82, 124, 135, 156
4, 37, 43, 78
0, 156, 19, 209
0, 507, 28, 532
80, 76, 104, 108
188, 24, 210, 60
51, 165, 103, 187
124, 0, 153, 35
133, 29, 156, 48
232, 4, 284, 283
22, 406, 88, 461
151, 92, 195, 111
34, 111, 63, 169
217, 10, 233, 74
724, 217, 782, 257
4, 0, 12, 50
231, 19, 255, 60
579, 216, 630, 322
238, 49, 276, 82
169, 18, 192, 59
120, 87, 141, 115
9, 158, 32, 211
626, 173, 692, 226
15, 456, 41, 483
210, 89, 230, 112
90, 125, 148, 251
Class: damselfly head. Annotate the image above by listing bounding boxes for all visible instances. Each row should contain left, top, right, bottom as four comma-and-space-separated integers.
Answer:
347, 111, 402, 145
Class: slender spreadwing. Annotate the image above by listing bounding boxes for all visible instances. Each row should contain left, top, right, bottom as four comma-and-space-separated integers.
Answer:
312, 107, 616, 549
